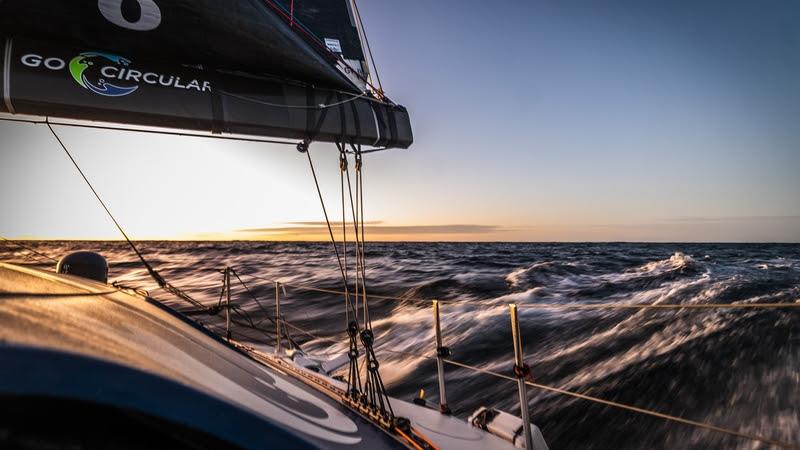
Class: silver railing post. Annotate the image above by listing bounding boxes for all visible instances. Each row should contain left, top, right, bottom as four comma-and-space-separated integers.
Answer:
510, 304, 533, 450
433, 300, 451, 414
275, 281, 282, 355
225, 267, 232, 341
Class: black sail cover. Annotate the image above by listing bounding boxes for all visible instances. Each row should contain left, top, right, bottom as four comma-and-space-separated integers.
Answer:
0, 0, 412, 148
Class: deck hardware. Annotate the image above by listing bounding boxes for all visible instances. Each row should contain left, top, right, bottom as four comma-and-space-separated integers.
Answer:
509, 303, 534, 450
433, 300, 451, 414
413, 389, 427, 406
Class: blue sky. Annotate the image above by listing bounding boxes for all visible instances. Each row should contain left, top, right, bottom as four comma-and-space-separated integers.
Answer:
1, 0, 798, 241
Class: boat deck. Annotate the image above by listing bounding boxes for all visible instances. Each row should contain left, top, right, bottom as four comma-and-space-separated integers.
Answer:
0, 263, 519, 449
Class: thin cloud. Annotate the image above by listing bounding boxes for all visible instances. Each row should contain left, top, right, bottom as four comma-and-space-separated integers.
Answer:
237, 224, 505, 236
285, 221, 385, 226
660, 216, 800, 223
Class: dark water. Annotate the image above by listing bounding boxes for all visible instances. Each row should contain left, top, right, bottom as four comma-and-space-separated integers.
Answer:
2, 241, 799, 449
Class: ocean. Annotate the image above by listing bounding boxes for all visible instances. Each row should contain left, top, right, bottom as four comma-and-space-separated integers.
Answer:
2, 241, 798, 449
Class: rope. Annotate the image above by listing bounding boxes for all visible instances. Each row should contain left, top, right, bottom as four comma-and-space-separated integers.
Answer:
0, 290, 121, 299
281, 320, 342, 345
516, 302, 800, 310
350, 0, 384, 93
0, 236, 58, 264
217, 89, 383, 110
230, 268, 279, 327
340, 149, 351, 324
0, 116, 296, 146
238, 273, 800, 311
355, 149, 372, 327
304, 147, 358, 321
1, 115, 395, 154
46, 122, 207, 312
336, 145, 364, 399
341, 146, 368, 326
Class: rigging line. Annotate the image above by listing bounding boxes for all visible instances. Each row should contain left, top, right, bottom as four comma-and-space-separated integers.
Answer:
439, 359, 798, 450
340, 145, 392, 418
46, 121, 206, 311
337, 144, 365, 397
338, 146, 363, 325
356, 146, 391, 154
0, 116, 296, 146
340, 148, 365, 398
222, 299, 279, 345
230, 268, 279, 327
345, 147, 371, 326
215, 270, 227, 310
0, 236, 58, 263
217, 89, 381, 109
342, 149, 364, 325
350, 0, 384, 92
352, 161, 361, 325
515, 302, 800, 310
0, 290, 121, 299
237, 273, 800, 310
304, 147, 358, 321
339, 145, 350, 324
1, 116, 393, 154
230, 269, 302, 350
341, 146, 392, 155
0, 248, 50, 266
281, 319, 343, 345
356, 149, 372, 328
344, 149, 366, 325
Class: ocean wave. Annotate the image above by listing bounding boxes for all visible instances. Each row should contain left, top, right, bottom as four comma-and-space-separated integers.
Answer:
3, 241, 799, 449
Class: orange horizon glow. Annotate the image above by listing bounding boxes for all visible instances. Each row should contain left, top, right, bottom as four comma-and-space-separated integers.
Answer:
7, 216, 800, 243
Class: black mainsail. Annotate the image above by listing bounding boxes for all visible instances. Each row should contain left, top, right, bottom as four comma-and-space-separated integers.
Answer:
0, 0, 412, 148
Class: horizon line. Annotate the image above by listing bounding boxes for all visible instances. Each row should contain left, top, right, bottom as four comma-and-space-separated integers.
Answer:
3, 238, 799, 244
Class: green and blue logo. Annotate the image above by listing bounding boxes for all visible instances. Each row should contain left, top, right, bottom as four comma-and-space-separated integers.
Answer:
69, 52, 139, 97
21, 51, 212, 97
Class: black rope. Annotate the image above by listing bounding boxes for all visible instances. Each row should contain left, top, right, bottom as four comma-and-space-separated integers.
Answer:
342, 149, 362, 320
46, 121, 208, 312
230, 267, 302, 349
336, 143, 364, 398
352, 146, 372, 328
337, 145, 393, 420
340, 147, 351, 324
303, 146, 358, 321
0, 236, 58, 264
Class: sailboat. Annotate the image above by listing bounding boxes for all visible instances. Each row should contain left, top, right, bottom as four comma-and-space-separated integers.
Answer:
0, 1, 549, 449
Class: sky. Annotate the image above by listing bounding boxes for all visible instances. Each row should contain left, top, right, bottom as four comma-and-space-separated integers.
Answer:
1, 0, 799, 242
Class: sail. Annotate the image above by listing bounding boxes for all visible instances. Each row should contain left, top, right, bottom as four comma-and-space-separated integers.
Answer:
0, 0, 412, 148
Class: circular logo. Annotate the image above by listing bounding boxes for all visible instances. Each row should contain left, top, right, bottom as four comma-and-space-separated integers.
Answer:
69, 52, 139, 97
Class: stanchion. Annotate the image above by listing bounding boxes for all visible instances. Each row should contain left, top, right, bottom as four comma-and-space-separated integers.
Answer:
225, 267, 232, 341
275, 281, 283, 355
509, 304, 533, 450
433, 300, 451, 414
